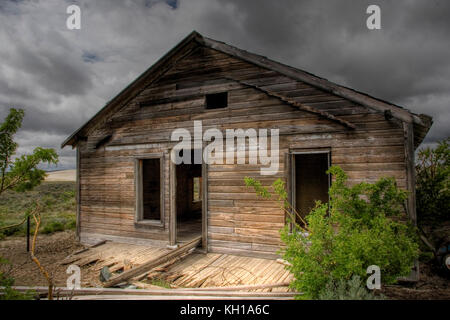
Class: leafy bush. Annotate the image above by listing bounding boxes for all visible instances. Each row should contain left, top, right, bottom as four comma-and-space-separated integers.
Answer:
0, 181, 76, 237
318, 275, 383, 300
42, 221, 65, 234
416, 137, 449, 225
245, 166, 419, 299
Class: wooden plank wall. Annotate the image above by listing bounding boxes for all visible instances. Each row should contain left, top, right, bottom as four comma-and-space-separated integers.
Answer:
78, 46, 408, 258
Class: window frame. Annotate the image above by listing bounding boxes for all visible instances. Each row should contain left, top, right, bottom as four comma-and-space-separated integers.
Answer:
288, 148, 331, 232
134, 153, 165, 228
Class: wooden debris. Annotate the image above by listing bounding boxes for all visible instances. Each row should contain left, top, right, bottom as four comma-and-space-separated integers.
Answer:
104, 237, 201, 287
11, 286, 298, 299
175, 281, 291, 291
90, 240, 107, 248
276, 258, 292, 267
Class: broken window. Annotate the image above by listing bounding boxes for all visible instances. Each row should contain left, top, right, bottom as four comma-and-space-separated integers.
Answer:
205, 92, 228, 109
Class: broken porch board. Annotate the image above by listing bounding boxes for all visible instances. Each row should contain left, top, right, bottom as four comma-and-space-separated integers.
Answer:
11, 286, 297, 299
70, 294, 293, 300
168, 281, 291, 291
103, 236, 202, 287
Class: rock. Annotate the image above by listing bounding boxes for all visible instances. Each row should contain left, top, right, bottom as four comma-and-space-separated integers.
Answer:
99, 266, 112, 282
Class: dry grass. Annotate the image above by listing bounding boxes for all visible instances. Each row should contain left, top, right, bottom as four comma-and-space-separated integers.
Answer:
45, 170, 76, 182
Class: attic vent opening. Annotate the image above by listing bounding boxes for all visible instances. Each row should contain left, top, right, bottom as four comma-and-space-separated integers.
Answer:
205, 92, 228, 109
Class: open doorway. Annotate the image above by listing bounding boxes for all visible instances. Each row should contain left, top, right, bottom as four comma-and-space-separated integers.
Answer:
175, 150, 203, 243
292, 152, 330, 226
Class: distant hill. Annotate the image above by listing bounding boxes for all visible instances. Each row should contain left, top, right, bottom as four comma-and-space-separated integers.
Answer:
45, 169, 76, 182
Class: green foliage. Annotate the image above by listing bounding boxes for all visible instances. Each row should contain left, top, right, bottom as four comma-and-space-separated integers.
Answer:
0, 257, 34, 300
0, 182, 76, 238
0, 108, 65, 238
246, 166, 419, 299
0, 108, 60, 299
416, 138, 450, 225
318, 275, 383, 300
42, 221, 65, 234
0, 108, 59, 195
244, 177, 271, 199
149, 278, 172, 289
244, 177, 305, 226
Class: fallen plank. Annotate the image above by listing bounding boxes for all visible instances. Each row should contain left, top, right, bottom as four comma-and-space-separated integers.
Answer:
90, 240, 107, 248
71, 294, 293, 300
10, 286, 298, 298
174, 282, 291, 291
59, 241, 106, 265
103, 236, 201, 287
131, 248, 196, 282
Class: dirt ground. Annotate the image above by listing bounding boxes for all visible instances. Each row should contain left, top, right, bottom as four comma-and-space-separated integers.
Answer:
382, 263, 450, 300
0, 231, 84, 287
0, 230, 448, 299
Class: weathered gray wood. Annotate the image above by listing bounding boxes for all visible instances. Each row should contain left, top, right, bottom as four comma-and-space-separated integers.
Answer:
403, 122, 417, 224
202, 151, 208, 251
104, 236, 201, 287
76, 146, 81, 239
173, 281, 291, 291
403, 122, 419, 282
9, 286, 297, 299
66, 32, 431, 261
225, 76, 356, 130
169, 156, 177, 246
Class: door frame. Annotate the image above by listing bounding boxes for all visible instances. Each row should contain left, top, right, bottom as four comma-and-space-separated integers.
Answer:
288, 148, 331, 230
169, 149, 208, 250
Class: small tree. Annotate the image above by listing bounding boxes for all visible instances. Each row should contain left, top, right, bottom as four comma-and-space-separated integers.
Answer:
416, 137, 449, 226
0, 108, 58, 195
0, 108, 58, 299
245, 166, 419, 299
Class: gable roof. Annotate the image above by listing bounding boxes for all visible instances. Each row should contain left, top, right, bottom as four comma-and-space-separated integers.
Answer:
62, 31, 432, 149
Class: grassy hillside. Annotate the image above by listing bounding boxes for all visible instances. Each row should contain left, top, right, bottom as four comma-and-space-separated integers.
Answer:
0, 182, 76, 238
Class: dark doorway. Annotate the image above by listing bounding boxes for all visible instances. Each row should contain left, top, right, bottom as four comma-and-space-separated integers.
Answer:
176, 151, 202, 242
294, 153, 330, 225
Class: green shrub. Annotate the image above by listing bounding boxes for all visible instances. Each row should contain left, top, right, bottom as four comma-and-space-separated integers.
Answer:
0, 181, 76, 238
0, 224, 22, 237
245, 166, 419, 299
318, 275, 383, 300
41, 221, 65, 234
65, 219, 76, 230
416, 137, 449, 225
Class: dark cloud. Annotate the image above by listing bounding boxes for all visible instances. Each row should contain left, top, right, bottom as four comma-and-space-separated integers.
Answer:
0, 0, 449, 170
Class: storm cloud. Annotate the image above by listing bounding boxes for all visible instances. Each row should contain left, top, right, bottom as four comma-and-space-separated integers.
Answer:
0, 0, 449, 169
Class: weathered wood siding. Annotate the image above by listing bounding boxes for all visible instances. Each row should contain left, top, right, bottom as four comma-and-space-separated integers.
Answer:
78, 47, 408, 258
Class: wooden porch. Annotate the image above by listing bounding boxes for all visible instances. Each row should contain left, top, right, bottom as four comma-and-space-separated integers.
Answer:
60, 240, 294, 298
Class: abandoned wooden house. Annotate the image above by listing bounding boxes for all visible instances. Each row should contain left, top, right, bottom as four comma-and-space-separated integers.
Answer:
62, 31, 432, 260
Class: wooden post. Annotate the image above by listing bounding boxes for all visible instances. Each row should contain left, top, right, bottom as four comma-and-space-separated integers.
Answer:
26, 216, 30, 252
201, 159, 208, 251
169, 155, 177, 246
403, 121, 419, 281
75, 146, 81, 240
403, 122, 417, 224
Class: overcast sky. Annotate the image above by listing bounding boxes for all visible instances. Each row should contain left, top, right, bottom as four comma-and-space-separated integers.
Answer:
1, 0, 449, 170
